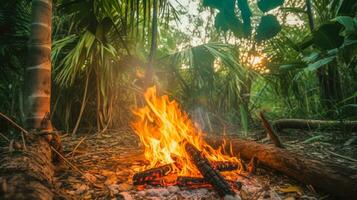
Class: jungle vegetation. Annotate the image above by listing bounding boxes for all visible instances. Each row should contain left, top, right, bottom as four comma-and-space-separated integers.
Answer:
0, 0, 356, 135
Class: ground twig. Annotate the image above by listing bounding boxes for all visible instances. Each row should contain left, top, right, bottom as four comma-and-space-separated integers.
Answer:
259, 111, 284, 148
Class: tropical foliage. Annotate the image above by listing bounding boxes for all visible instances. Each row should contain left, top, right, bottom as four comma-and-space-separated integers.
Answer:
0, 0, 356, 134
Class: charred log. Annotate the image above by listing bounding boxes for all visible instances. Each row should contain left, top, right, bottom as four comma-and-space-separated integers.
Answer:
206, 136, 357, 199
184, 141, 236, 197
132, 164, 174, 185
212, 161, 239, 172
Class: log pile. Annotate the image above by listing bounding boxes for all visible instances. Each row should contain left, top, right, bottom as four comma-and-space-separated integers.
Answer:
132, 141, 242, 198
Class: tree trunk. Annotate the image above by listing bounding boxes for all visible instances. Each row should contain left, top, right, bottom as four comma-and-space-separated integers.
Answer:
25, 0, 53, 130
206, 137, 357, 199
0, 1, 61, 199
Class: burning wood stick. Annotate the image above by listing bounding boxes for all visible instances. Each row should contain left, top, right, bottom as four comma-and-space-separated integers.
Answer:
132, 164, 173, 185
184, 141, 236, 197
212, 161, 240, 172
132, 160, 239, 187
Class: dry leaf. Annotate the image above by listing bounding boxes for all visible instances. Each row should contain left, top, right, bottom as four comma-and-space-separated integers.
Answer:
73, 184, 89, 194
118, 183, 133, 191
278, 185, 303, 195
84, 172, 97, 183
105, 175, 118, 185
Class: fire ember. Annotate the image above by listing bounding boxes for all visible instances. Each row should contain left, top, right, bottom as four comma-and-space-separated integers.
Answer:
131, 87, 245, 198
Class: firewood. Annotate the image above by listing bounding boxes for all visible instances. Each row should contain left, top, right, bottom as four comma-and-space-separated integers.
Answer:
184, 141, 236, 197
212, 161, 240, 172
206, 136, 357, 199
132, 164, 174, 185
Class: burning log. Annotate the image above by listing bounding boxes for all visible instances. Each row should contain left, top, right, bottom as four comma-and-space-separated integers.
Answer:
184, 141, 236, 197
207, 136, 357, 199
212, 161, 239, 172
132, 164, 173, 185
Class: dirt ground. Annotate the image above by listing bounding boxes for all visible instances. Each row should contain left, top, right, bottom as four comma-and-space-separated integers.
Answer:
53, 126, 357, 200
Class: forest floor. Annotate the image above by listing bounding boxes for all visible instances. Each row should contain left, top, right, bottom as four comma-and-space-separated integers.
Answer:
53, 126, 357, 200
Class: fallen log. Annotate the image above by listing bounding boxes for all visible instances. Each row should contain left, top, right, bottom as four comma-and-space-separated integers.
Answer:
0, 112, 64, 200
273, 119, 357, 132
206, 136, 357, 199
0, 133, 57, 200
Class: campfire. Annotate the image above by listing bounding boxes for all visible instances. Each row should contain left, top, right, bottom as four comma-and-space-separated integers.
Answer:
131, 87, 244, 198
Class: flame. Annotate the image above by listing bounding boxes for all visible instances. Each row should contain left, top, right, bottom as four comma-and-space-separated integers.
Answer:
132, 86, 242, 177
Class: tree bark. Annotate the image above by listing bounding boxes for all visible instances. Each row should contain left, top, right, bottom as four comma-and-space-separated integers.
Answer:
25, 0, 53, 130
0, 133, 56, 200
0, 0, 62, 199
206, 136, 357, 199
273, 119, 357, 132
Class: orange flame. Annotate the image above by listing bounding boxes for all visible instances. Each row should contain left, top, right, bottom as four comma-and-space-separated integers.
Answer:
132, 86, 242, 177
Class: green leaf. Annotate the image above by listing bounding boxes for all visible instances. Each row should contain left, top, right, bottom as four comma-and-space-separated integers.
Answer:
214, 11, 245, 37
334, 16, 356, 37
256, 15, 281, 42
257, 0, 284, 12
335, 0, 357, 16
279, 64, 296, 70
202, 0, 235, 14
306, 56, 335, 71
302, 52, 319, 63
296, 36, 314, 50
214, 12, 231, 32
312, 22, 344, 50
279, 62, 307, 70
237, 0, 252, 36
239, 104, 249, 132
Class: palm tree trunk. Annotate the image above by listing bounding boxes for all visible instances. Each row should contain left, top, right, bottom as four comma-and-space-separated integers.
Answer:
25, 0, 53, 130
0, 1, 63, 199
